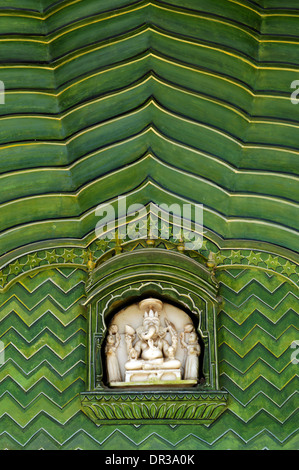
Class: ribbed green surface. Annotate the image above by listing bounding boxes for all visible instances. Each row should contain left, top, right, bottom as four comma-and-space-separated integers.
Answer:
0, 0, 298, 255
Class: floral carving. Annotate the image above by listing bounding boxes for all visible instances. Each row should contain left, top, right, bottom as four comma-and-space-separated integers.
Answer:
81, 392, 228, 424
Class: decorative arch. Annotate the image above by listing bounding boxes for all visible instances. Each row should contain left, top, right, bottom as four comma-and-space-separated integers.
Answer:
81, 248, 227, 425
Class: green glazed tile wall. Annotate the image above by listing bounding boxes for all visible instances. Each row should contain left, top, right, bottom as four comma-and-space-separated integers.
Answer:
0, 0, 298, 450
0, 266, 297, 449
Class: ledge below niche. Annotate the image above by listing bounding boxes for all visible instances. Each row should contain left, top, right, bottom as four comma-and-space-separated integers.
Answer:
80, 390, 228, 425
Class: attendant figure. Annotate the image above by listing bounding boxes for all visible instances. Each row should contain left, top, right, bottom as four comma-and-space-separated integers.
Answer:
180, 325, 200, 381
105, 324, 122, 383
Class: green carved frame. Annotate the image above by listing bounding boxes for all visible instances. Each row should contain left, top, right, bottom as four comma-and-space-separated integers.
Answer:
80, 248, 228, 425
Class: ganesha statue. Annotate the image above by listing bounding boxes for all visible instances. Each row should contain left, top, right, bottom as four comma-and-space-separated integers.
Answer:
124, 299, 182, 381
104, 297, 200, 386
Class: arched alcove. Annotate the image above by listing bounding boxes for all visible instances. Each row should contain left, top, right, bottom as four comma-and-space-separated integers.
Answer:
102, 297, 205, 387
81, 248, 227, 425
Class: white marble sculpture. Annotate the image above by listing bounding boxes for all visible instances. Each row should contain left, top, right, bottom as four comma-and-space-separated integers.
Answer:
180, 323, 200, 380
105, 298, 201, 386
124, 299, 181, 382
105, 324, 122, 383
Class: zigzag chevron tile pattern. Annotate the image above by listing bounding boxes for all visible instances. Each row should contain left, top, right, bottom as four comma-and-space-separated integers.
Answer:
0, 267, 297, 449
0, 269, 87, 440
217, 270, 298, 436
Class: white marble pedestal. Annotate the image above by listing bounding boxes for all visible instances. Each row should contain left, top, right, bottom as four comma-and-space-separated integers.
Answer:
125, 368, 181, 383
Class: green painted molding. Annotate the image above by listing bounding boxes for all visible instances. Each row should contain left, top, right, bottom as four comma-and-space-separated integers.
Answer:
81, 390, 228, 425
0, 236, 297, 292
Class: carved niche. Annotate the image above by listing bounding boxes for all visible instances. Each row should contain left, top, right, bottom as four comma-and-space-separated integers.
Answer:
105, 298, 202, 387
81, 248, 228, 424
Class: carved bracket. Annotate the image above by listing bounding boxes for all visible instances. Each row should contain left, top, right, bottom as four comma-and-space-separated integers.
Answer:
81, 390, 228, 425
